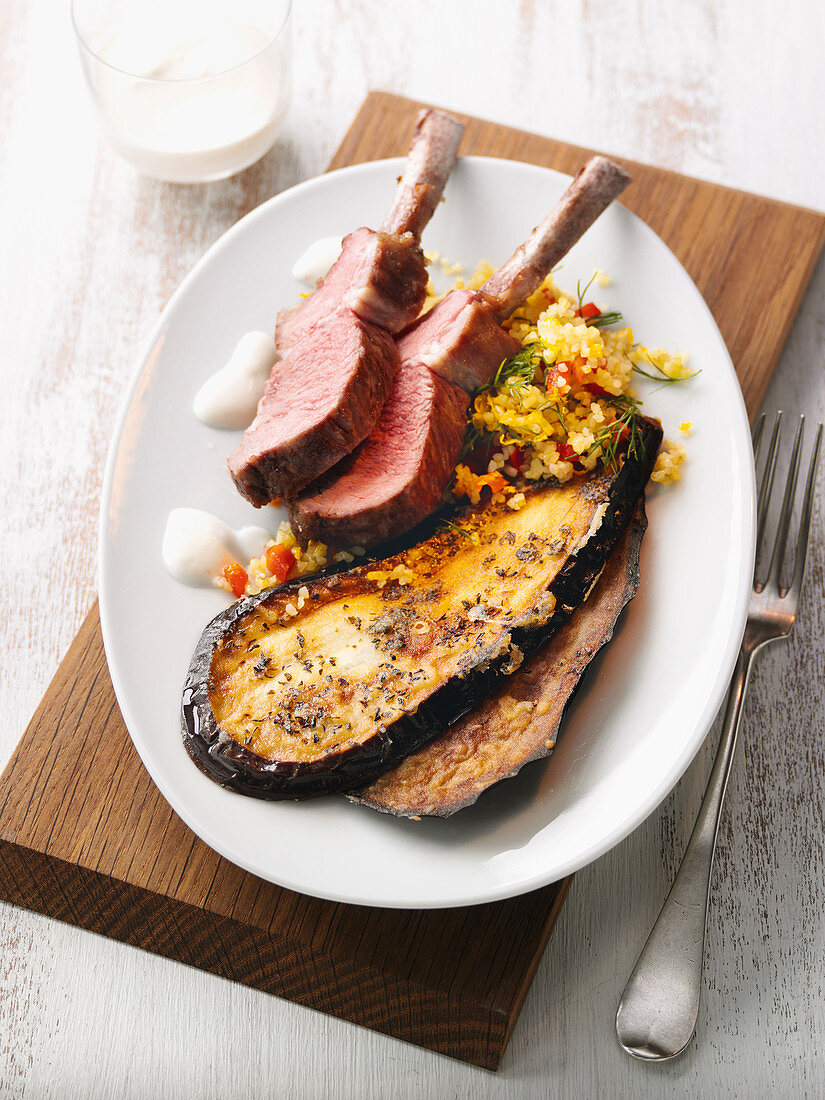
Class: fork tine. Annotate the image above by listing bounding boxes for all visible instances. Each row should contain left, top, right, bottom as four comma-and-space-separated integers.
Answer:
752, 413, 766, 460
762, 416, 805, 592
785, 422, 823, 600
755, 411, 782, 555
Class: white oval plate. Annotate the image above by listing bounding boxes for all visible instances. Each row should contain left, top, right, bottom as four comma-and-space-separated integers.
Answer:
99, 156, 754, 909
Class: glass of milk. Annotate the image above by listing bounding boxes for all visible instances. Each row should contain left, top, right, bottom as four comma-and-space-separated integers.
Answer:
72, 0, 292, 182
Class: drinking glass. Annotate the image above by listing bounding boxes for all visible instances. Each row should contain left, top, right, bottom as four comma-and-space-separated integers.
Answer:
72, 0, 292, 182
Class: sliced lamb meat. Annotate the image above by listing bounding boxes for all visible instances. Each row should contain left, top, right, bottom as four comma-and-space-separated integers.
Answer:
230, 109, 464, 508
288, 361, 468, 547
400, 155, 632, 392
228, 309, 399, 504
275, 228, 430, 355
394, 287, 520, 393
275, 108, 465, 355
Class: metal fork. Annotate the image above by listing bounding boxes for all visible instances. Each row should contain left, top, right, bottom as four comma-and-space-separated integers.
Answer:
615, 411, 823, 1062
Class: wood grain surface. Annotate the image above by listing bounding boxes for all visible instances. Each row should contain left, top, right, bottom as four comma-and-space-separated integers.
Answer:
2, 2, 825, 1097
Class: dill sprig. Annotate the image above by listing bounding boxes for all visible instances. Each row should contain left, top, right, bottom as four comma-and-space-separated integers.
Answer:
631, 357, 700, 385
576, 273, 621, 327
576, 272, 598, 310
487, 345, 543, 393
589, 309, 623, 327
585, 394, 645, 472
459, 420, 495, 463
468, 343, 570, 450
534, 394, 569, 434
441, 519, 477, 543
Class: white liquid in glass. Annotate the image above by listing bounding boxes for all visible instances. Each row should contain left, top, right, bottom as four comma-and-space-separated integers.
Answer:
90, 11, 289, 181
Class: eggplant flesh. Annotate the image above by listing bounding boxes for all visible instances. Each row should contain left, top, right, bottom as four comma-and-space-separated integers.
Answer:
352, 504, 646, 817
182, 417, 661, 799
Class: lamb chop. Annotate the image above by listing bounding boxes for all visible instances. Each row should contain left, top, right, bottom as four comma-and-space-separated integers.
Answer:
229, 109, 465, 506
289, 156, 631, 548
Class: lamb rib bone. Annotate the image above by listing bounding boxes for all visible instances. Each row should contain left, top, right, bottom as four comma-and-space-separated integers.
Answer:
481, 155, 632, 321
274, 108, 465, 356
380, 107, 467, 240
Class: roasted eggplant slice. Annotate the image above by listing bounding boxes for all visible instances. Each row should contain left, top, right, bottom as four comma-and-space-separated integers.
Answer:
352, 504, 646, 817
182, 417, 661, 799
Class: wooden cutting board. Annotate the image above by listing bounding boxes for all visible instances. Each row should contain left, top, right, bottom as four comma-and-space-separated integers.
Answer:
1, 92, 822, 1072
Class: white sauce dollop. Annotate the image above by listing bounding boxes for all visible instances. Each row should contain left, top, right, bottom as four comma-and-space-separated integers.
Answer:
175, 238, 349, 589
291, 235, 343, 287
192, 238, 345, 431
162, 508, 272, 588
192, 331, 278, 430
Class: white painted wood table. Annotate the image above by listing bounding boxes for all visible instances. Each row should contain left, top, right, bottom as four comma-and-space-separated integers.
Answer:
2, 1, 824, 1096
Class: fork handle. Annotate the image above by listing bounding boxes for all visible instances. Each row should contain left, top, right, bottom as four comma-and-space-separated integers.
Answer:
615, 644, 756, 1060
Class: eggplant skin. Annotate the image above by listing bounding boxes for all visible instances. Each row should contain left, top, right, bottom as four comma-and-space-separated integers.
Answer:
182, 595, 402, 799
352, 504, 647, 817
181, 416, 662, 801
